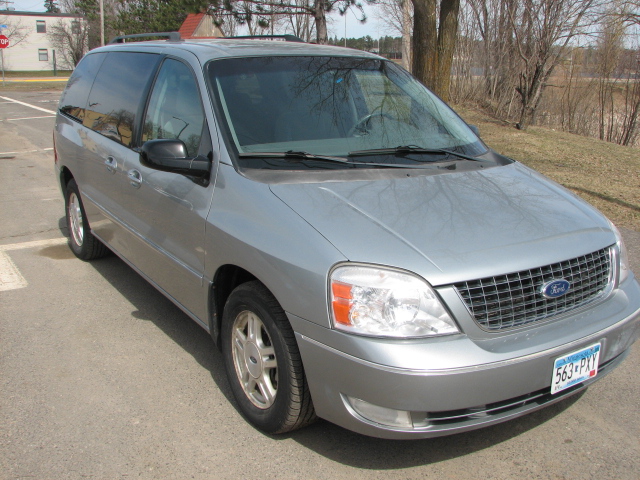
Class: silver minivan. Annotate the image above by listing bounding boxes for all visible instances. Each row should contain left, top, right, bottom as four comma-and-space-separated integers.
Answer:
54, 34, 640, 439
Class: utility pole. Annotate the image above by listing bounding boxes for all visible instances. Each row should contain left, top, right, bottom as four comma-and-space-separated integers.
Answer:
99, 0, 104, 46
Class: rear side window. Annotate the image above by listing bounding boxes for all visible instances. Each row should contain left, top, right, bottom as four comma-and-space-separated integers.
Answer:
84, 52, 160, 147
58, 53, 106, 122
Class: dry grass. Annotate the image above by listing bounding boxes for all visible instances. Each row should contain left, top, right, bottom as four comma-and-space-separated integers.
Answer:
457, 106, 640, 231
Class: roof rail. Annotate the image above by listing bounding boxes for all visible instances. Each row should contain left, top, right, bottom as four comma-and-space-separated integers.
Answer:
227, 35, 305, 43
108, 32, 182, 44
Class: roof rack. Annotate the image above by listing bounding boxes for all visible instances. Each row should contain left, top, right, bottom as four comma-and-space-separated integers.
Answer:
226, 35, 305, 43
109, 32, 182, 44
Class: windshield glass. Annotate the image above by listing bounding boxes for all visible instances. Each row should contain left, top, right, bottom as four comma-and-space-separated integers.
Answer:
206, 56, 485, 163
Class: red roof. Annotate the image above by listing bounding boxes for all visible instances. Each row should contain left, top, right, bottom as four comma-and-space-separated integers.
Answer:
179, 13, 205, 39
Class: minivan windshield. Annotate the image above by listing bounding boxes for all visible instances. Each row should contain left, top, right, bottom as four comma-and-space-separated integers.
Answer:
206, 56, 486, 167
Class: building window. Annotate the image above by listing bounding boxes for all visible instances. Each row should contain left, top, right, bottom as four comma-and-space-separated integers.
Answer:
38, 49, 49, 61
36, 20, 46, 33
71, 21, 80, 34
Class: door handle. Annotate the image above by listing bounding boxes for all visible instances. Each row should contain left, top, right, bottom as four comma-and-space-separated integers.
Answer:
104, 156, 117, 174
127, 169, 142, 188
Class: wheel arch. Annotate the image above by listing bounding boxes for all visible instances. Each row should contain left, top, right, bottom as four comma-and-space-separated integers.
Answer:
59, 166, 74, 197
209, 264, 259, 347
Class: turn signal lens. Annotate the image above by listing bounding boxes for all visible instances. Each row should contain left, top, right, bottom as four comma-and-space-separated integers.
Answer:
610, 221, 630, 284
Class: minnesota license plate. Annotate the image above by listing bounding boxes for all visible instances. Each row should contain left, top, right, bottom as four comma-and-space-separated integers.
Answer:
551, 343, 601, 395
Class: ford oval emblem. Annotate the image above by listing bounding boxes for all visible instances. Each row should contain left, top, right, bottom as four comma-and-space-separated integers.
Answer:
540, 279, 571, 299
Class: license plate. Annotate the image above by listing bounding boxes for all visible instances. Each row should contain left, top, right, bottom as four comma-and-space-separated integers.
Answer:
551, 343, 601, 395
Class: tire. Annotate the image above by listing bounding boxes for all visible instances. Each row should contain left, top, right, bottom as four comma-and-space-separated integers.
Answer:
221, 281, 316, 434
65, 179, 109, 261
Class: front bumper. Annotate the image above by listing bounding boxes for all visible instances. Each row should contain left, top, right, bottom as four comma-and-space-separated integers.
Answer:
291, 278, 640, 439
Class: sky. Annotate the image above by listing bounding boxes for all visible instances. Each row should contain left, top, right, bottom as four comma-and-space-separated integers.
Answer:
5, 0, 385, 39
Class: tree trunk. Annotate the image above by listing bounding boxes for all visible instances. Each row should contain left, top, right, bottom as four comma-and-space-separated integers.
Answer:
435, 0, 460, 101
314, 0, 328, 44
516, 63, 553, 130
401, 0, 412, 71
411, 0, 460, 102
411, 0, 438, 89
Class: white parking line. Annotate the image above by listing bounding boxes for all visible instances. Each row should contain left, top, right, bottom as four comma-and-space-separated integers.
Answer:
0, 238, 67, 291
8, 115, 56, 121
0, 252, 28, 291
0, 237, 68, 252
0, 148, 54, 156
0, 96, 56, 115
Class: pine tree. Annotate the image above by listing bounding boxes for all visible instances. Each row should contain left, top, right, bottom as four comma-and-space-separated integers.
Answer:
44, 0, 60, 13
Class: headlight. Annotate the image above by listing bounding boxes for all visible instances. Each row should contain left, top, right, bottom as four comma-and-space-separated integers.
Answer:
330, 265, 459, 338
610, 222, 630, 284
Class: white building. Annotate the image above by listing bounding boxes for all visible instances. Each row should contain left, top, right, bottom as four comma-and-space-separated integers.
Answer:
0, 10, 84, 71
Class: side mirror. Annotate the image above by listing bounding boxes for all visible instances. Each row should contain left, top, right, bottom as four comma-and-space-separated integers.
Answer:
140, 139, 210, 179
468, 124, 480, 137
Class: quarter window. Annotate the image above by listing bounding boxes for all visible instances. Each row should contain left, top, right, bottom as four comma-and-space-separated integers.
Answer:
36, 20, 46, 33
38, 49, 48, 61
59, 53, 107, 122
142, 59, 204, 157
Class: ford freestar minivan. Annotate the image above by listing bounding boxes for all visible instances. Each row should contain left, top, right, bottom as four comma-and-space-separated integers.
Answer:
54, 34, 640, 439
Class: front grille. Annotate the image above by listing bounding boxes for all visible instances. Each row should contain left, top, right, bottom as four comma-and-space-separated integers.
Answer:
454, 247, 613, 331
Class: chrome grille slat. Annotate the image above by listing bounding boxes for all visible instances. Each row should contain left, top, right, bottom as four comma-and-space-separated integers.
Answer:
454, 247, 613, 331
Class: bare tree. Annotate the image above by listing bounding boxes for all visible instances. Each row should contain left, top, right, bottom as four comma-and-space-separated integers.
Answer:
285, 0, 316, 41
211, 0, 368, 44
619, 0, 640, 25
375, 0, 413, 69
48, 18, 88, 69
0, 15, 29, 48
464, 0, 519, 113
58, 0, 117, 49
618, 49, 640, 146
507, 0, 602, 130
595, 6, 626, 141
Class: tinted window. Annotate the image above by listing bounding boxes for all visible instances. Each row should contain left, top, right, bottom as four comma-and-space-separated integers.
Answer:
59, 53, 106, 122
142, 59, 204, 157
84, 52, 160, 147
208, 57, 484, 159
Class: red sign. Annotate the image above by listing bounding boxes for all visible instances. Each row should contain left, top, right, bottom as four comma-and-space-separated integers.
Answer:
0, 35, 9, 49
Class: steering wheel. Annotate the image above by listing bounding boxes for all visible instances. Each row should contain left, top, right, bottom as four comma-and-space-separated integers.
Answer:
348, 112, 395, 136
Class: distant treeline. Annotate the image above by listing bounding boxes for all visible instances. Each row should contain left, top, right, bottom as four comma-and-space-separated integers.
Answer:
327, 36, 404, 59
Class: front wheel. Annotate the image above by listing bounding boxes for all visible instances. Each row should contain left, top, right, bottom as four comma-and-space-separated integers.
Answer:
221, 281, 316, 434
65, 179, 109, 261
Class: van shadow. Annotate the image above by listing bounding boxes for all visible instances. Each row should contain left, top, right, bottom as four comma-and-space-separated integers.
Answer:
284, 391, 583, 469
80, 234, 585, 469
85, 249, 236, 406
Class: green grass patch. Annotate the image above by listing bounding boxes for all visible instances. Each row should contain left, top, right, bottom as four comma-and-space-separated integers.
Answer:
456, 106, 640, 231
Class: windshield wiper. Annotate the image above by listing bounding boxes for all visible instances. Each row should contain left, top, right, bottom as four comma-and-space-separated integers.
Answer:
238, 150, 434, 169
239, 150, 351, 164
348, 145, 481, 162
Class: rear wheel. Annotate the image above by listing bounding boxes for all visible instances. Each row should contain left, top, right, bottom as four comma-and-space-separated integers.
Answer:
65, 179, 109, 261
221, 281, 316, 434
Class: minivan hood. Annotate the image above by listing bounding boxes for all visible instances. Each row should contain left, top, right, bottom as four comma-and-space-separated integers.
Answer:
270, 163, 614, 285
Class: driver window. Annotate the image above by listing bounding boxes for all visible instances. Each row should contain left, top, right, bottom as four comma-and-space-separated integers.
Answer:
143, 59, 205, 157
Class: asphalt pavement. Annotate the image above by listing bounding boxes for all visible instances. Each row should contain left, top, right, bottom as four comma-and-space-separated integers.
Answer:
1, 89, 639, 480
